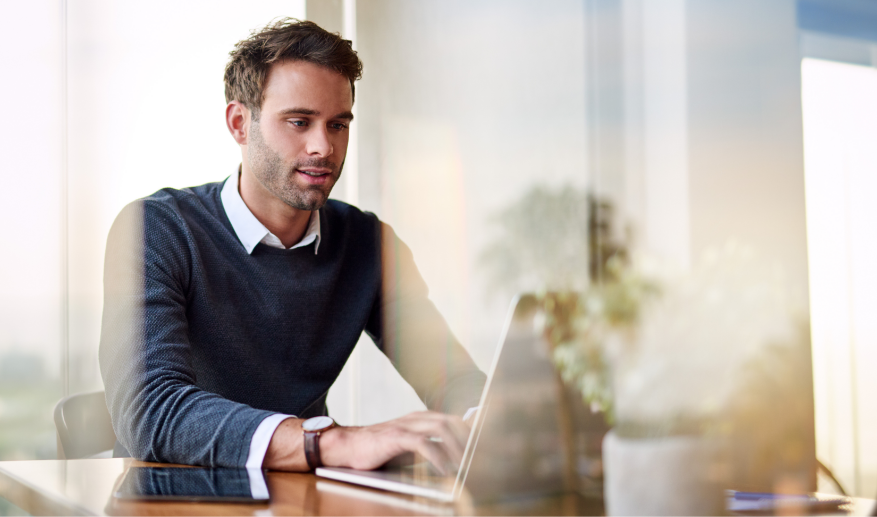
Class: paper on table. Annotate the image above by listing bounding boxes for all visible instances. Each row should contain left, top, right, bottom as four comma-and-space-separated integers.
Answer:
726, 490, 850, 513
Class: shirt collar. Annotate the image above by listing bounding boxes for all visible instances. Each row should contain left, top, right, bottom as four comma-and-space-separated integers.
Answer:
220, 166, 321, 255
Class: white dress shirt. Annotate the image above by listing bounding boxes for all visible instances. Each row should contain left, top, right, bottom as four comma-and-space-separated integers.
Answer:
221, 166, 321, 255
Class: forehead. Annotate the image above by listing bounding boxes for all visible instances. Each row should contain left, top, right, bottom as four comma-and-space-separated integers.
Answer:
261, 60, 353, 114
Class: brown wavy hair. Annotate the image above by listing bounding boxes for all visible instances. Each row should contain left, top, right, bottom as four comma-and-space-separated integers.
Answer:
224, 18, 363, 119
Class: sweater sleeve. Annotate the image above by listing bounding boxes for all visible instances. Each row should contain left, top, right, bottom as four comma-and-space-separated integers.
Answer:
365, 223, 487, 416
99, 200, 274, 467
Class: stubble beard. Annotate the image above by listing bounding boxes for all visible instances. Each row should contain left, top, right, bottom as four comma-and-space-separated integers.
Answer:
247, 121, 342, 211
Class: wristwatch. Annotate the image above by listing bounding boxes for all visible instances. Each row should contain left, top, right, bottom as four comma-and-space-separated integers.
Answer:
302, 416, 336, 470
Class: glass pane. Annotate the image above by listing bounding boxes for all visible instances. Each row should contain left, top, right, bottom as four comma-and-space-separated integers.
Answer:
0, 0, 64, 461
65, 0, 306, 395
346, 0, 819, 507
342, 0, 589, 426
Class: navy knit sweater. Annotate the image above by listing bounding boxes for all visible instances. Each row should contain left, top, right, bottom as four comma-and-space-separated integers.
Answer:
99, 181, 485, 467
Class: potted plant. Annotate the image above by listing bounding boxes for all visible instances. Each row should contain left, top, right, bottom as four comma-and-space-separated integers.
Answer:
482, 187, 813, 514
546, 243, 809, 515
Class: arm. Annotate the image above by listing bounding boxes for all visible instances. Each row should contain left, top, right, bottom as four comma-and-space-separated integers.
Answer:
369, 223, 486, 415
263, 411, 472, 473
99, 201, 275, 467
262, 223, 485, 473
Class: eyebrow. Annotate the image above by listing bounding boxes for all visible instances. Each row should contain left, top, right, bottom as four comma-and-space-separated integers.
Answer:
277, 107, 354, 121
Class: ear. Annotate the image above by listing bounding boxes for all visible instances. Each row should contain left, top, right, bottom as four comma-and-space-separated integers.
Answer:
226, 101, 251, 145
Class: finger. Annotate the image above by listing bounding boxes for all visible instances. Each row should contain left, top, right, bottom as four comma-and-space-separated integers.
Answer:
403, 432, 454, 476
422, 411, 472, 446
420, 438, 457, 476
433, 425, 466, 467
444, 415, 472, 450
399, 419, 465, 467
410, 415, 470, 466
425, 434, 464, 470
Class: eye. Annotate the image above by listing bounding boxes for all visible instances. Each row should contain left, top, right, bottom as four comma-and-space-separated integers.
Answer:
289, 120, 307, 127
330, 122, 349, 131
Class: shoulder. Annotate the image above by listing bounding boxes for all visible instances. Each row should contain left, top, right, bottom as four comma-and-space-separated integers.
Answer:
322, 199, 378, 222
140, 181, 224, 221
321, 199, 406, 242
111, 181, 224, 234
318, 200, 388, 257
108, 181, 226, 258
320, 200, 414, 260
321, 199, 381, 234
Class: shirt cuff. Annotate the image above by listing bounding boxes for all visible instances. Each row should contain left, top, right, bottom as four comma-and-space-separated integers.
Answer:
246, 413, 295, 469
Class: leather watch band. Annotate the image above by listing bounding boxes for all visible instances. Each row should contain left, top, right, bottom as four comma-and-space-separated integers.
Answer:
303, 430, 322, 470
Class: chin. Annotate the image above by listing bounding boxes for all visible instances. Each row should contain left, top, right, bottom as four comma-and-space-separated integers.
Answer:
287, 192, 330, 211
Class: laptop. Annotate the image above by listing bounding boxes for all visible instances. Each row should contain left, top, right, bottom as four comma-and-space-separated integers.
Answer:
316, 294, 572, 503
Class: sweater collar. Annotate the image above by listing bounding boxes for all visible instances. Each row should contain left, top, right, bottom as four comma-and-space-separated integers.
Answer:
220, 165, 321, 255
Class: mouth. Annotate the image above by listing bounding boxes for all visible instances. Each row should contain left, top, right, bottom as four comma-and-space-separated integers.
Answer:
296, 168, 333, 185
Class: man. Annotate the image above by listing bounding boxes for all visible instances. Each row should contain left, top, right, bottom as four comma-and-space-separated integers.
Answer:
99, 19, 485, 473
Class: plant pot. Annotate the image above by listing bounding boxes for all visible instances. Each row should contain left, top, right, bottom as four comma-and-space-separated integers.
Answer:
602, 429, 727, 515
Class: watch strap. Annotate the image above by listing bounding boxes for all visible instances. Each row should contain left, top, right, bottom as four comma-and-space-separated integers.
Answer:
303, 430, 322, 470
302, 417, 336, 470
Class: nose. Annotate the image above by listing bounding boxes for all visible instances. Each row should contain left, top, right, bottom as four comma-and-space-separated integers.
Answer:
306, 126, 333, 157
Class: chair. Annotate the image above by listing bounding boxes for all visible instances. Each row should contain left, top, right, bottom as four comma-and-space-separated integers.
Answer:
53, 391, 117, 459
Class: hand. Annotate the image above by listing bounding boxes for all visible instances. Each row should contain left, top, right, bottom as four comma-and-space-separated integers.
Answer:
321, 411, 470, 475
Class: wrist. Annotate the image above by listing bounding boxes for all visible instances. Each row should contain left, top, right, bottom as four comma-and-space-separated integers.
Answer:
318, 425, 353, 468
263, 418, 305, 471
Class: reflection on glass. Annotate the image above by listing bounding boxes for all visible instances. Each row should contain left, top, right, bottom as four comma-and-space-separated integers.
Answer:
4, 0, 876, 512
0, 0, 64, 462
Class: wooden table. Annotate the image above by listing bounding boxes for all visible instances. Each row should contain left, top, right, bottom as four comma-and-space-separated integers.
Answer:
1, 458, 872, 516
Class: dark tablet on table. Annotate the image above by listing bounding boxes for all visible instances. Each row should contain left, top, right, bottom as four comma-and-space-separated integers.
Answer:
113, 466, 269, 503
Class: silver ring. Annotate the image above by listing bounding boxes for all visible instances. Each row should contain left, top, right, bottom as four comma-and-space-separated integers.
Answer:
427, 436, 444, 443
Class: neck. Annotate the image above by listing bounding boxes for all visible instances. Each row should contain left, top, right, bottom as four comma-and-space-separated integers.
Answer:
238, 166, 312, 248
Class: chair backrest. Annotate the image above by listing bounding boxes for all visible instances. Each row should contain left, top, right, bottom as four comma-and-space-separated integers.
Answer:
53, 391, 117, 459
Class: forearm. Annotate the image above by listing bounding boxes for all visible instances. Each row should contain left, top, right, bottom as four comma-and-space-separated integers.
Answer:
104, 361, 274, 466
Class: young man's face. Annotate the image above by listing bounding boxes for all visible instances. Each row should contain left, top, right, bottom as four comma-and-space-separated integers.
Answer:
246, 60, 353, 211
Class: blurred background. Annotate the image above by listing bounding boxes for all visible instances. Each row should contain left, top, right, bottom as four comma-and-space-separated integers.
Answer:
1, 0, 876, 511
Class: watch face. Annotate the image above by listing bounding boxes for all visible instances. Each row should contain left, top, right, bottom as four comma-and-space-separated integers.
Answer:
302, 416, 335, 432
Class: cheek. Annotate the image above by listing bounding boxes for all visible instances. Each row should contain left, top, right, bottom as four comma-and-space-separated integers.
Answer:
279, 140, 307, 160
265, 124, 306, 156
332, 133, 350, 158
